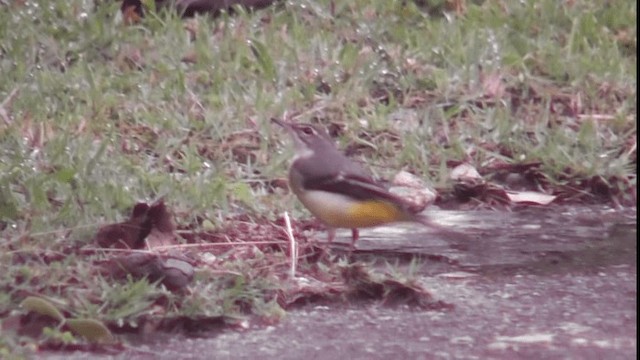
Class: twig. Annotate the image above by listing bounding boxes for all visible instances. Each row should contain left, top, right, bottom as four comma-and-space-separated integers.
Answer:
152, 241, 284, 251
576, 114, 622, 121
0, 87, 20, 125
80, 241, 284, 254
288, 102, 330, 121
283, 211, 297, 279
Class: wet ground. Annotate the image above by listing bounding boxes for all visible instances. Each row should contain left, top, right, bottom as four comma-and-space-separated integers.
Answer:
44, 205, 636, 359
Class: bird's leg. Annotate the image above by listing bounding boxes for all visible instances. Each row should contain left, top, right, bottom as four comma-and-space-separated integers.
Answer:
317, 228, 336, 261
327, 228, 336, 245
350, 228, 359, 251
325, 228, 336, 252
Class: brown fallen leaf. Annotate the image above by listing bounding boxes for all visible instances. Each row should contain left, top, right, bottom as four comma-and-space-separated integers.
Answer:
21, 114, 55, 151
181, 49, 198, 64
481, 70, 506, 99
100, 252, 194, 291
218, 129, 262, 164
94, 202, 151, 249
94, 200, 179, 250
120, 0, 279, 19
161, 256, 196, 290
122, 2, 142, 25
93, 200, 192, 289
340, 263, 444, 308
450, 163, 492, 203
116, 45, 144, 71
145, 200, 178, 249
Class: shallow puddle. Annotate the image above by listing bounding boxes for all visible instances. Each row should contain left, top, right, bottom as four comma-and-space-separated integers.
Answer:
43, 205, 637, 359
344, 205, 636, 276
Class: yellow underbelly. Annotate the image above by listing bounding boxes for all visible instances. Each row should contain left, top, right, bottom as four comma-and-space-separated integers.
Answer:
297, 190, 408, 228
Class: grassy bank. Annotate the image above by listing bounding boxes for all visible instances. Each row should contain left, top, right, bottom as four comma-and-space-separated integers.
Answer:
0, 0, 636, 354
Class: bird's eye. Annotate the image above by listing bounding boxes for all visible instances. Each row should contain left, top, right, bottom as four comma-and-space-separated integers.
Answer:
301, 126, 314, 135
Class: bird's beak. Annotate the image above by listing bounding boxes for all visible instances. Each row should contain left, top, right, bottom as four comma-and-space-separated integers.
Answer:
271, 117, 298, 140
271, 118, 308, 152
270, 117, 291, 130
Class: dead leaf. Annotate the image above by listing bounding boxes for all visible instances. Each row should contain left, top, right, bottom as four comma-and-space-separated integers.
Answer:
160, 257, 195, 290
116, 45, 144, 70
120, 0, 279, 19
21, 114, 55, 150
100, 252, 194, 291
340, 263, 441, 308
218, 129, 262, 164
122, 3, 143, 25
181, 50, 198, 64
20, 296, 65, 322
94, 202, 151, 249
481, 70, 506, 99
390, 171, 437, 212
145, 200, 178, 249
94, 200, 179, 249
65, 319, 115, 343
183, 18, 199, 40
505, 190, 557, 205
450, 163, 482, 181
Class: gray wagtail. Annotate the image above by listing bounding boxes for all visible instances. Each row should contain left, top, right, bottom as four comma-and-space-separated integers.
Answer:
272, 118, 437, 249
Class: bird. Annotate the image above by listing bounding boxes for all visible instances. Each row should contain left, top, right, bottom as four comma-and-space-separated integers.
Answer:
272, 118, 439, 250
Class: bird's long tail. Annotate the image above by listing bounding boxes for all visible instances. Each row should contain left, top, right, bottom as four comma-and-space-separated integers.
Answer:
410, 213, 471, 240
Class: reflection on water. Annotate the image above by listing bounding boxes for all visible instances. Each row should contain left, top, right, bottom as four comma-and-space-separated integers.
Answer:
333, 205, 637, 275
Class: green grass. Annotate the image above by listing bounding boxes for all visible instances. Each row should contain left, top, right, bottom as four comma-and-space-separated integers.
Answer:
0, 0, 636, 353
